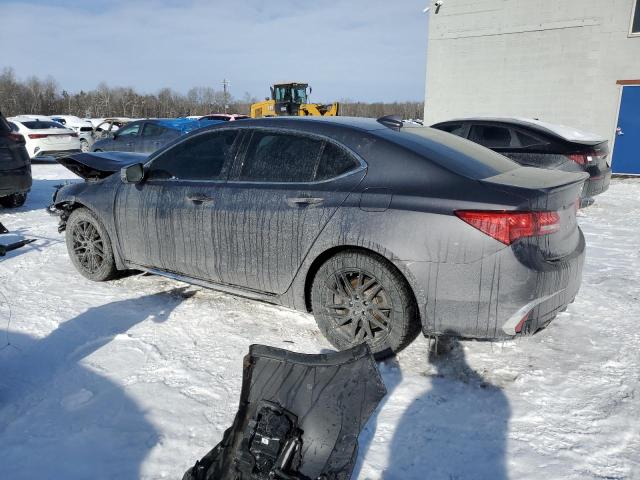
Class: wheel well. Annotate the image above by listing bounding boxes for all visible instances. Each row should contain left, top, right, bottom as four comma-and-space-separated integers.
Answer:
303, 245, 419, 317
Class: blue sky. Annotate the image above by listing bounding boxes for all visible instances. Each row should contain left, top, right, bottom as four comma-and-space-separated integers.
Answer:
0, 0, 429, 102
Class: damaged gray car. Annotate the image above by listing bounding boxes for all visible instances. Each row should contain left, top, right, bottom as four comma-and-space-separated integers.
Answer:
50, 116, 588, 358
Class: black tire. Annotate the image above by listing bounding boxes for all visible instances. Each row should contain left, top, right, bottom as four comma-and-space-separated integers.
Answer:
65, 208, 118, 281
311, 250, 419, 359
80, 139, 90, 152
0, 192, 27, 208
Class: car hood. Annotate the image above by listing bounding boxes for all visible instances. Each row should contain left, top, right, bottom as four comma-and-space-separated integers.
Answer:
56, 151, 148, 179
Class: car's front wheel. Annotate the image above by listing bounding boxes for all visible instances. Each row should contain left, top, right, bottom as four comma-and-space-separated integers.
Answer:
311, 250, 419, 359
80, 139, 90, 152
0, 192, 27, 208
65, 208, 118, 281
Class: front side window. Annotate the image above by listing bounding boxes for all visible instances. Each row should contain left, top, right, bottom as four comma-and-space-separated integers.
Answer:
148, 130, 237, 181
632, 0, 640, 34
117, 123, 140, 137
469, 125, 513, 148
239, 132, 323, 182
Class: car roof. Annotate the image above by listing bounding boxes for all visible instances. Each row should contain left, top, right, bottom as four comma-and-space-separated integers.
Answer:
211, 116, 389, 132
436, 116, 605, 143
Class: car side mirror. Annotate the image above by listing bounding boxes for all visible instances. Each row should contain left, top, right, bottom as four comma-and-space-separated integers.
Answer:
121, 163, 144, 184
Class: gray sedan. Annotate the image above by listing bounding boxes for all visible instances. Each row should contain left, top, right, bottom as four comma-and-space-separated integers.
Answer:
51, 116, 588, 359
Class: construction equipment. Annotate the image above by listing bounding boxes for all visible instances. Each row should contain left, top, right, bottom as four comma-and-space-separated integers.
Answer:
250, 82, 339, 118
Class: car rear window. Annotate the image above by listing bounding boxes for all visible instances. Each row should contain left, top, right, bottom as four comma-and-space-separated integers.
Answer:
21, 120, 65, 130
398, 126, 519, 180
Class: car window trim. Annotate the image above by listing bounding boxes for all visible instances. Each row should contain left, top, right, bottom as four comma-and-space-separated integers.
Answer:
142, 127, 243, 183
227, 126, 366, 185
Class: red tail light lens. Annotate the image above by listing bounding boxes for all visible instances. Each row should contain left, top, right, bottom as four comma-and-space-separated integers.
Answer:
7, 132, 26, 144
70, 132, 78, 137
455, 210, 561, 245
28, 133, 49, 139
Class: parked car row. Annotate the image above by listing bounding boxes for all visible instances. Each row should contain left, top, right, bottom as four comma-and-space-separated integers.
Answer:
90, 117, 224, 154
51, 115, 591, 359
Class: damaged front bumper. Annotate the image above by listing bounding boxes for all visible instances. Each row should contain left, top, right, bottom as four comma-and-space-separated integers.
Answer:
183, 343, 386, 480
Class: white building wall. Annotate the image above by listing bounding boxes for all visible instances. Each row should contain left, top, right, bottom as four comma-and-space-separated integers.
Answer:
424, 0, 640, 141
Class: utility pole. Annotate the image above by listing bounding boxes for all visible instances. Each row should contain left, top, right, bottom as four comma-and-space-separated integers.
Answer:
222, 79, 230, 113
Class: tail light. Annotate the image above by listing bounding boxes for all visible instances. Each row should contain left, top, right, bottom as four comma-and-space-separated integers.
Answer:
455, 210, 561, 245
566, 149, 607, 167
28, 133, 49, 139
7, 132, 26, 144
566, 153, 589, 166
70, 132, 78, 137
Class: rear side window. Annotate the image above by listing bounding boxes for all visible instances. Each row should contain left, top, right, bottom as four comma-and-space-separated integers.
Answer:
239, 132, 323, 182
315, 142, 359, 181
21, 120, 65, 130
515, 130, 546, 147
632, 0, 640, 34
142, 123, 166, 137
469, 125, 513, 148
148, 130, 237, 181
437, 123, 465, 136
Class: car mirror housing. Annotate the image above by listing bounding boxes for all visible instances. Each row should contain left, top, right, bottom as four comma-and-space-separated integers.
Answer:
120, 163, 144, 184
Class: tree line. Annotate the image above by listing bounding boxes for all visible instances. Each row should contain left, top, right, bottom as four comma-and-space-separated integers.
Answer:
0, 67, 424, 120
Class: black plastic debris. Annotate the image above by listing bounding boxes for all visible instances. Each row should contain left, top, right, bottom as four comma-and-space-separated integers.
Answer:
0, 221, 35, 257
183, 343, 386, 480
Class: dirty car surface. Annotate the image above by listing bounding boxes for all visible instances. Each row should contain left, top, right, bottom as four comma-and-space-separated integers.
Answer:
51, 116, 589, 358
0, 111, 32, 208
183, 343, 386, 480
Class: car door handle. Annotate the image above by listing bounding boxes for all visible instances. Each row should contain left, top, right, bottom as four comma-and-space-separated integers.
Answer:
187, 194, 215, 205
286, 196, 324, 207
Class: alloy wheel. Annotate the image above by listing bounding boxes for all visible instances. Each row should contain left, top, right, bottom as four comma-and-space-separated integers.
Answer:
323, 269, 393, 345
71, 220, 105, 274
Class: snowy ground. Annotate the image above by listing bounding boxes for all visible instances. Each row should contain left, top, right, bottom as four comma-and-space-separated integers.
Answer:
0, 164, 639, 480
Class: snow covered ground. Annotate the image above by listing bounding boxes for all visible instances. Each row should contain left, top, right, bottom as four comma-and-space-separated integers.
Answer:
0, 164, 638, 480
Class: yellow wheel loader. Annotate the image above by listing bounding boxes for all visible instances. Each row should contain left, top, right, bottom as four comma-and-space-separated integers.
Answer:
250, 82, 339, 118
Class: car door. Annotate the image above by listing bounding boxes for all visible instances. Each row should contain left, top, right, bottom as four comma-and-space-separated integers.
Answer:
113, 128, 240, 279
110, 121, 142, 152
211, 128, 366, 294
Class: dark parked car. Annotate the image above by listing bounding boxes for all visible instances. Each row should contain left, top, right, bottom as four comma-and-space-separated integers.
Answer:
91, 118, 221, 154
431, 117, 611, 207
51, 116, 588, 359
0, 111, 32, 208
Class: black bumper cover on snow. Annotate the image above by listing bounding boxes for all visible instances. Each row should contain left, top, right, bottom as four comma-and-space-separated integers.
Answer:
183, 343, 386, 480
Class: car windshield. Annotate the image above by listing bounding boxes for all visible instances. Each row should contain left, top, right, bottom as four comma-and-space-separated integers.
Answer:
21, 120, 66, 130
399, 126, 520, 179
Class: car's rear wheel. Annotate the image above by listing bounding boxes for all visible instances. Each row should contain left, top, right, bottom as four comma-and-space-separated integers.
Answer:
0, 192, 27, 208
80, 139, 90, 152
65, 208, 117, 281
311, 250, 419, 359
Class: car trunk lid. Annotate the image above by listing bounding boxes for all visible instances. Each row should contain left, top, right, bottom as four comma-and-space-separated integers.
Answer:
480, 166, 588, 259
